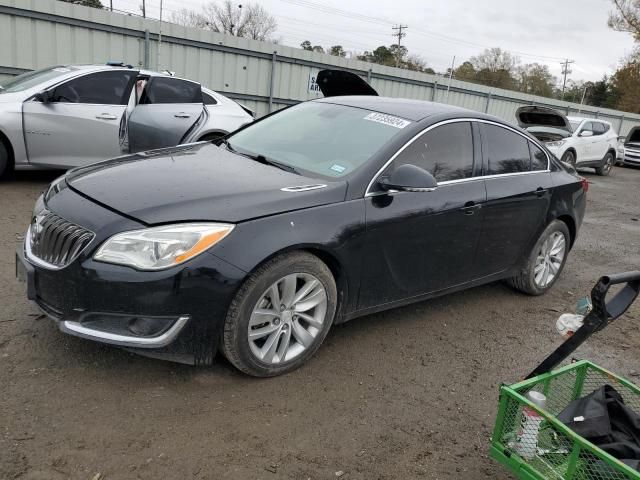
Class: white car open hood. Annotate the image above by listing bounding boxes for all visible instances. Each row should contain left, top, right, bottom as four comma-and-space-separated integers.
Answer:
516, 106, 573, 134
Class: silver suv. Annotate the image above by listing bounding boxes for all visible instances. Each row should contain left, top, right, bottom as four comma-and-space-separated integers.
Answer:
0, 63, 254, 177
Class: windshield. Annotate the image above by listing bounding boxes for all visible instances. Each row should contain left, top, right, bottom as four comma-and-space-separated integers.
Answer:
0, 66, 78, 93
569, 120, 581, 132
227, 102, 410, 179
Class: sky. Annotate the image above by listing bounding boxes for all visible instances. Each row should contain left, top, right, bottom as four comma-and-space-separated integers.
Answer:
109, 0, 637, 83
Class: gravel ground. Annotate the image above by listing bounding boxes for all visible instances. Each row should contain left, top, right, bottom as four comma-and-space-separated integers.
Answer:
1, 167, 639, 480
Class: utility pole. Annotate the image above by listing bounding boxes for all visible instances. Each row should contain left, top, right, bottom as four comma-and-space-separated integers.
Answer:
109, 0, 113, 11
141, 0, 146, 18
392, 25, 407, 68
560, 59, 575, 100
445, 55, 455, 103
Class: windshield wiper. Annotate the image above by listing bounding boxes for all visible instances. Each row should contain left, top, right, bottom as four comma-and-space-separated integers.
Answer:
249, 154, 300, 174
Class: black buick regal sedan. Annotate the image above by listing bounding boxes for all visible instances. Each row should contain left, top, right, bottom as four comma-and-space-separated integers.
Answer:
16, 92, 587, 376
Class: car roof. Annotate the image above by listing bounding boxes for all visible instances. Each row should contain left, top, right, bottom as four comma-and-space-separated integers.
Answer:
314, 95, 477, 121
567, 116, 611, 125
57, 64, 173, 78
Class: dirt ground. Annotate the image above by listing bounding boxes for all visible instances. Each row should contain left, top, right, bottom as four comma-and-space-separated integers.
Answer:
1, 166, 639, 480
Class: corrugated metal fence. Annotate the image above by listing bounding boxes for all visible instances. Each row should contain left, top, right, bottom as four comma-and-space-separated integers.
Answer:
2, 0, 640, 134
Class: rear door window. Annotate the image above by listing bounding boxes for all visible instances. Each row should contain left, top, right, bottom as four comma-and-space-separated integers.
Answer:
52, 70, 137, 105
529, 142, 548, 171
483, 124, 531, 174
592, 122, 606, 135
393, 122, 474, 182
140, 77, 203, 104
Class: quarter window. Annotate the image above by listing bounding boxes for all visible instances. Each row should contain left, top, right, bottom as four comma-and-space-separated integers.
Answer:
483, 124, 531, 174
393, 122, 474, 182
140, 77, 203, 104
529, 142, 548, 171
51, 71, 137, 105
202, 92, 218, 105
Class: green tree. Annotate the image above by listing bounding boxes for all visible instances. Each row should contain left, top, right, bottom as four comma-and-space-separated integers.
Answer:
300, 40, 313, 51
453, 61, 477, 82
329, 45, 346, 57
516, 63, 556, 97
59, 0, 103, 7
611, 59, 640, 113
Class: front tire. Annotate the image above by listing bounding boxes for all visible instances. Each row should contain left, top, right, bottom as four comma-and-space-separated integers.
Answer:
561, 150, 576, 167
595, 152, 614, 176
507, 220, 570, 296
221, 252, 337, 377
0, 141, 9, 179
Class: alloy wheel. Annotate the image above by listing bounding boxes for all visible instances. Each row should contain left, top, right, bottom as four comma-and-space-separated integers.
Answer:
604, 154, 613, 174
533, 231, 566, 288
248, 273, 328, 364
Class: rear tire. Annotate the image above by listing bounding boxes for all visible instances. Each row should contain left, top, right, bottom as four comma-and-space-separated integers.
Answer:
221, 252, 337, 377
595, 152, 614, 176
561, 150, 576, 166
507, 220, 571, 296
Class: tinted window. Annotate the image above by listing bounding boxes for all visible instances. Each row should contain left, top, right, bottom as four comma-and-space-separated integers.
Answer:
592, 122, 606, 135
141, 77, 203, 104
484, 124, 531, 174
202, 92, 217, 105
52, 71, 136, 105
529, 142, 548, 171
393, 122, 474, 182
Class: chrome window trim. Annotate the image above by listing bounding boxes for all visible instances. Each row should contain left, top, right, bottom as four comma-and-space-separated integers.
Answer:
364, 117, 551, 197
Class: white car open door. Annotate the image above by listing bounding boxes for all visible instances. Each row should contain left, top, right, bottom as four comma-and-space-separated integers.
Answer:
22, 69, 138, 168
127, 76, 205, 153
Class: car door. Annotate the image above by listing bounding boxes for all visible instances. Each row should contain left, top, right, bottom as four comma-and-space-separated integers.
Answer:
22, 70, 138, 168
358, 121, 486, 309
575, 121, 595, 162
127, 76, 205, 153
591, 122, 610, 160
473, 123, 552, 277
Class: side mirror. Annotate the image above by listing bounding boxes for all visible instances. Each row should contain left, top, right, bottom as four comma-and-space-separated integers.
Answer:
379, 164, 438, 192
34, 90, 52, 103
579, 130, 593, 137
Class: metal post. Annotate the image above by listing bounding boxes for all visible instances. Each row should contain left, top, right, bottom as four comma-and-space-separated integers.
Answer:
595, 110, 600, 118
484, 91, 492, 113
367, 68, 372, 84
431, 81, 438, 102
620, 114, 625, 134
445, 55, 455, 103
143, 29, 150, 69
268, 51, 277, 113
157, 0, 163, 70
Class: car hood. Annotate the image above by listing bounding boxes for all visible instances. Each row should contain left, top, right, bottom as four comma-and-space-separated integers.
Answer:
625, 126, 640, 145
516, 106, 572, 134
0, 91, 27, 103
64, 143, 348, 225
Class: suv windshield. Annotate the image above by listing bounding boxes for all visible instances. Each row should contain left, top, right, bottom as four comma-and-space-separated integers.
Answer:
0, 66, 78, 93
227, 102, 410, 179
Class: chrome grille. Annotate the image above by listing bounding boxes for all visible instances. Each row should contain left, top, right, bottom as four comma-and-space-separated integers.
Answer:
27, 210, 94, 269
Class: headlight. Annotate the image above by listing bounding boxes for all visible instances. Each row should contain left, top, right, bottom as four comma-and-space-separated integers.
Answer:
94, 223, 234, 270
545, 140, 566, 148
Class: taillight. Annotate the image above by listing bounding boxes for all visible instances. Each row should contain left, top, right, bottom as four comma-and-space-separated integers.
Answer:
580, 177, 589, 193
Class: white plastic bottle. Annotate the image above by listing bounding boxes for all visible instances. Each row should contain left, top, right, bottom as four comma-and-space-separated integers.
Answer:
514, 391, 547, 460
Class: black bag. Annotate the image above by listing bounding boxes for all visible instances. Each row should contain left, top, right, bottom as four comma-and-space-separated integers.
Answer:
558, 385, 640, 469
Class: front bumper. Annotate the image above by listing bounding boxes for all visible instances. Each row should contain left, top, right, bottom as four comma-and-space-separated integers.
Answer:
17, 191, 247, 365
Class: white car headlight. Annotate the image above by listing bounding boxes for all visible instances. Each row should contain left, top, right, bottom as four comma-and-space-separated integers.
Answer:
94, 223, 234, 270
545, 140, 566, 148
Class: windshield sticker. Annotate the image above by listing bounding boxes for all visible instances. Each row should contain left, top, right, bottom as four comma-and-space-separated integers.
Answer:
364, 112, 411, 129
330, 164, 346, 173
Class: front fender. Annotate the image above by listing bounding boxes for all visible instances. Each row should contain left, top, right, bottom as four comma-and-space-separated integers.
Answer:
0, 102, 27, 166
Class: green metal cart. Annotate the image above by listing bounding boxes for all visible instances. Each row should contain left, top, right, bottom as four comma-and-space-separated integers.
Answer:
491, 272, 640, 480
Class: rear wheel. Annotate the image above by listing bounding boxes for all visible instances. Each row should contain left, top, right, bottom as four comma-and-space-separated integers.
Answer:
221, 252, 337, 377
507, 220, 570, 296
595, 152, 614, 176
561, 150, 576, 166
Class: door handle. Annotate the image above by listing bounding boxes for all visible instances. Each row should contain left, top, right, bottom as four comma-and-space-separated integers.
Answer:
460, 201, 481, 215
96, 113, 118, 120
535, 187, 547, 197
174, 113, 191, 118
